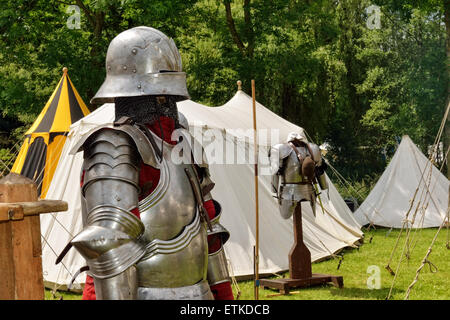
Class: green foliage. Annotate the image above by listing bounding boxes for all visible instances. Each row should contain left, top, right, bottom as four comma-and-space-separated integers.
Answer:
357, 7, 447, 151
331, 172, 381, 205
0, 0, 447, 181
0, 0, 198, 118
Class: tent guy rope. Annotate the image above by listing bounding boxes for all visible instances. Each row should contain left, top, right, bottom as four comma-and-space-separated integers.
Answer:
385, 101, 450, 299
404, 214, 448, 300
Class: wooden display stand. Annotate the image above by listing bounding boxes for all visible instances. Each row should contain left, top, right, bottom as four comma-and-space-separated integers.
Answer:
260, 203, 343, 295
0, 173, 68, 300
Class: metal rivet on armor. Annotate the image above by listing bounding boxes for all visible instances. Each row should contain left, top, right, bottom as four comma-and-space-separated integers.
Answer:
132, 69, 136, 73
123, 65, 127, 70
137, 84, 141, 89
132, 49, 137, 54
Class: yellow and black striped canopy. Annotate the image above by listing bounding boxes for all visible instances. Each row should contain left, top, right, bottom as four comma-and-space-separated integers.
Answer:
12, 68, 90, 197
26, 67, 90, 135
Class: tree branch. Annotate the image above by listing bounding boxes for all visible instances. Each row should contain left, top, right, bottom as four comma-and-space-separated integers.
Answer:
223, 1, 247, 56
379, 6, 423, 47
54, 0, 76, 6
243, 0, 254, 57
74, 0, 95, 28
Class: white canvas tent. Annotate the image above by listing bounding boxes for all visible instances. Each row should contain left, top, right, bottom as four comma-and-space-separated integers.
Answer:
41, 90, 363, 291
354, 135, 449, 229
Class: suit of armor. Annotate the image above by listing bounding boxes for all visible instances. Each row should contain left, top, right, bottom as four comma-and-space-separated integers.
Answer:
57, 27, 233, 300
269, 132, 328, 219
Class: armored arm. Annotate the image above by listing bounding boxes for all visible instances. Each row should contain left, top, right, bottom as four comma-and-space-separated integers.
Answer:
268, 145, 281, 195
179, 118, 233, 298
71, 128, 146, 299
269, 144, 293, 197
308, 142, 328, 190
205, 199, 232, 288
197, 163, 232, 297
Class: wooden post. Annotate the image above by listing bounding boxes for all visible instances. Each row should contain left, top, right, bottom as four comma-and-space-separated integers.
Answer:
289, 204, 312, 279
260, 202, 343, 294
237, 80, 242, 91
0, 173, 67, 300
251, 79, 260, 300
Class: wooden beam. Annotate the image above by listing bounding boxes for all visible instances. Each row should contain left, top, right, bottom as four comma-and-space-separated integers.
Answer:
0, 173, 67, 300
0, 200, 68, 222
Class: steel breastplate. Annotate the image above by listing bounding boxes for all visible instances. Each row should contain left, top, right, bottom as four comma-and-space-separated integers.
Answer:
283, 151, 303, 184
136, 132, 209, 290
276, 144, 315, 219
280, 150, 314, 202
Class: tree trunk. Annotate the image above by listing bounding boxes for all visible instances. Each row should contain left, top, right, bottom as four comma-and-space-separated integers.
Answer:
281, 83, 290, 121
223, 0, 254, 58
243, 0, 254, 58
224, 1, 246, 56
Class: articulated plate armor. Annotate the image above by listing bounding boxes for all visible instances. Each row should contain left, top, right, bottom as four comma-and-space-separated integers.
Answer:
135, 128, 211, 298
71, 128, 145, 299
205, 200, 231, 287
180, 130, 232, 289
269, 132, 328, 219
59, 26, 232, 300
66, 124, 215, 300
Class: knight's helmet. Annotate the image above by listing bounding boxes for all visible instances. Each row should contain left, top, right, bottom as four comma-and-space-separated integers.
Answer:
91, 26, 189, 105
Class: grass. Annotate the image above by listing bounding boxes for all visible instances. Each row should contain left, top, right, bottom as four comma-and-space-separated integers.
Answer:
45, 289, 82, 300
45, 227, 450, 300
235, 227, 449, 300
